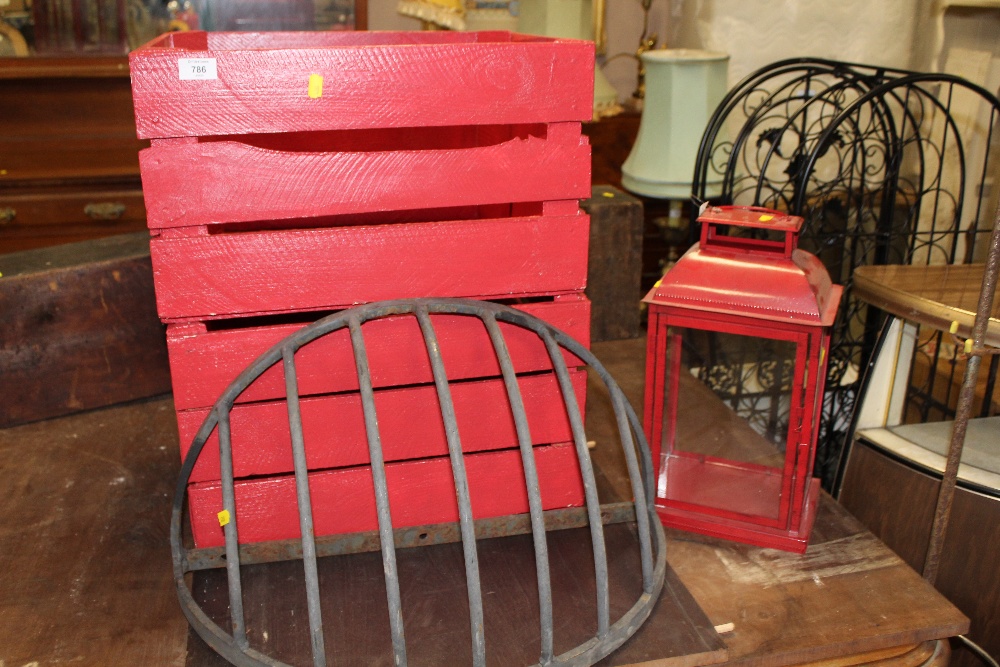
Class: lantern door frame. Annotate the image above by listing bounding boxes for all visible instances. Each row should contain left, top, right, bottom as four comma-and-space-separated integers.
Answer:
643, 305, 830, 552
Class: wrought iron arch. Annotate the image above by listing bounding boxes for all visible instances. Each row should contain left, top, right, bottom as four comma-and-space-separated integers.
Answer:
690, 60, 1000, 488
692, 58, 912, 216
800, 74, 1000, 482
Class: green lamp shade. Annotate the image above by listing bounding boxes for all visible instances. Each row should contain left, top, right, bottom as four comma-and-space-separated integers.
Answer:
622, 49, 729, 199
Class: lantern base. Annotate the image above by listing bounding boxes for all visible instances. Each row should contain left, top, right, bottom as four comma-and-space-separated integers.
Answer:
656, 478, 820, 553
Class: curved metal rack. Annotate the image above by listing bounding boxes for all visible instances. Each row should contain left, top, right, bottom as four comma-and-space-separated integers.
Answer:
170, 298, 666, 667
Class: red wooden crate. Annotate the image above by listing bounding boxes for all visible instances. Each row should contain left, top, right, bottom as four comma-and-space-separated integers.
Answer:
139, 124, 590, 231
129, 31, 596, 546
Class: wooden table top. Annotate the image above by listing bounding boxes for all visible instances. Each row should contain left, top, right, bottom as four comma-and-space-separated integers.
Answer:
852, 264, 1000, 347
0, 338, 969, 667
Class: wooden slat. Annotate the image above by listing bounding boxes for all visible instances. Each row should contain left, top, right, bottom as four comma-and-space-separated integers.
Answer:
149, 214, 590, 321
129, 32, 594, 138
178, 370, 587, 483
139, 130, 590, 229
187, 443, 585, 547
166, 297, 590, 411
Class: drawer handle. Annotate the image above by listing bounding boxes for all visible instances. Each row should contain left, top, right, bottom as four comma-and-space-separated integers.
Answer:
84, 202, 127, 220
0, 207, 15, 224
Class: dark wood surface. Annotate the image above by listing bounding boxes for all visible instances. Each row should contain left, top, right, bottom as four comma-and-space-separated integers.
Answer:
184, 525, 726, 667
0, 338, 969, 667
0, 397, 188, 666
583, 186, 644, 342
840, 439, 1000, 667
0, 233, 170, 427
0, 59, 149, 253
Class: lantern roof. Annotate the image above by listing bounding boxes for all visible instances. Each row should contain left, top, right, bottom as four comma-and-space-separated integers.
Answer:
643, 206, 842, 327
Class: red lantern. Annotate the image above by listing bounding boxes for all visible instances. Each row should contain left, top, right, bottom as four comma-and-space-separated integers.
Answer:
642, 206, 842, 552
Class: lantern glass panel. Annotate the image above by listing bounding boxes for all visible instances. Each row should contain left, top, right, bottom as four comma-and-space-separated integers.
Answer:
659, 326, 800, 524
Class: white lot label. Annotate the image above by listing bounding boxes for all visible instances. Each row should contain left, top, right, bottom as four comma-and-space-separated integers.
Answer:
179, 58, 218, 80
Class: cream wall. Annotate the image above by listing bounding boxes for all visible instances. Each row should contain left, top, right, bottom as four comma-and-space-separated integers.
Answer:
366, 0, 1000, 102
664, 0, 922, 87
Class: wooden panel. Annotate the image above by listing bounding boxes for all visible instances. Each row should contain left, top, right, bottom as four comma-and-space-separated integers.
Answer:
187, 443, 585, 547
177, 370, 587, 483
166, 297, 591, 411
0, 58, 149, 253
149, 214, 590, 320
583, 186, 643, 341
839, 440, 1000, 667
139, 129, 590, 229
0, 75, 144, 182
0, 233, 170, 427
129, 31, 594, 138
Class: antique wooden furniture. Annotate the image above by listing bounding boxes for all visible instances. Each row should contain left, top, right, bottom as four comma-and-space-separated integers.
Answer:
839, 262, 1000, 667
0, 57, 148, 253
583, 185, 643, 342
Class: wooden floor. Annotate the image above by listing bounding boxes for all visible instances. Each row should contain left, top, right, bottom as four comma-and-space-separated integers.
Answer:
0, 337, 968, 667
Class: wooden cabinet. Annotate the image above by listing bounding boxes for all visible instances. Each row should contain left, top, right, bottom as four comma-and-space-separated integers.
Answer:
0, 57, 148, 253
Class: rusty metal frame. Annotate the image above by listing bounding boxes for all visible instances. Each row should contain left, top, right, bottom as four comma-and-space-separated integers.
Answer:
170, 298, 666, 667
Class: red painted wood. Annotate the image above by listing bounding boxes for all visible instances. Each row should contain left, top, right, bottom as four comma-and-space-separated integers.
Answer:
187, 442, 586, 547
178, 370, 587, 483
166, 297, 590, 411
149, 214, 590, 321
139, 128, 590, 229
129, 31, 594, 138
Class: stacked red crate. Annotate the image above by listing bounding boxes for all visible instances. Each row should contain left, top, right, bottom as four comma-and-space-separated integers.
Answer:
129, 30, 595, 548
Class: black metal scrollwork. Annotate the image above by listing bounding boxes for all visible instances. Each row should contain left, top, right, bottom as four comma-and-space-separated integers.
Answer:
691, 58, 1000, 487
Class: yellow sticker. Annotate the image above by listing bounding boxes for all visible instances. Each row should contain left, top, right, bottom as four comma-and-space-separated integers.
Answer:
758, 214, 774, 222
602, 191, 615, 198
218, 509, 231, 527
308, 74, 324, 99
950, 320, 960, 334
965, 339, 973, 354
